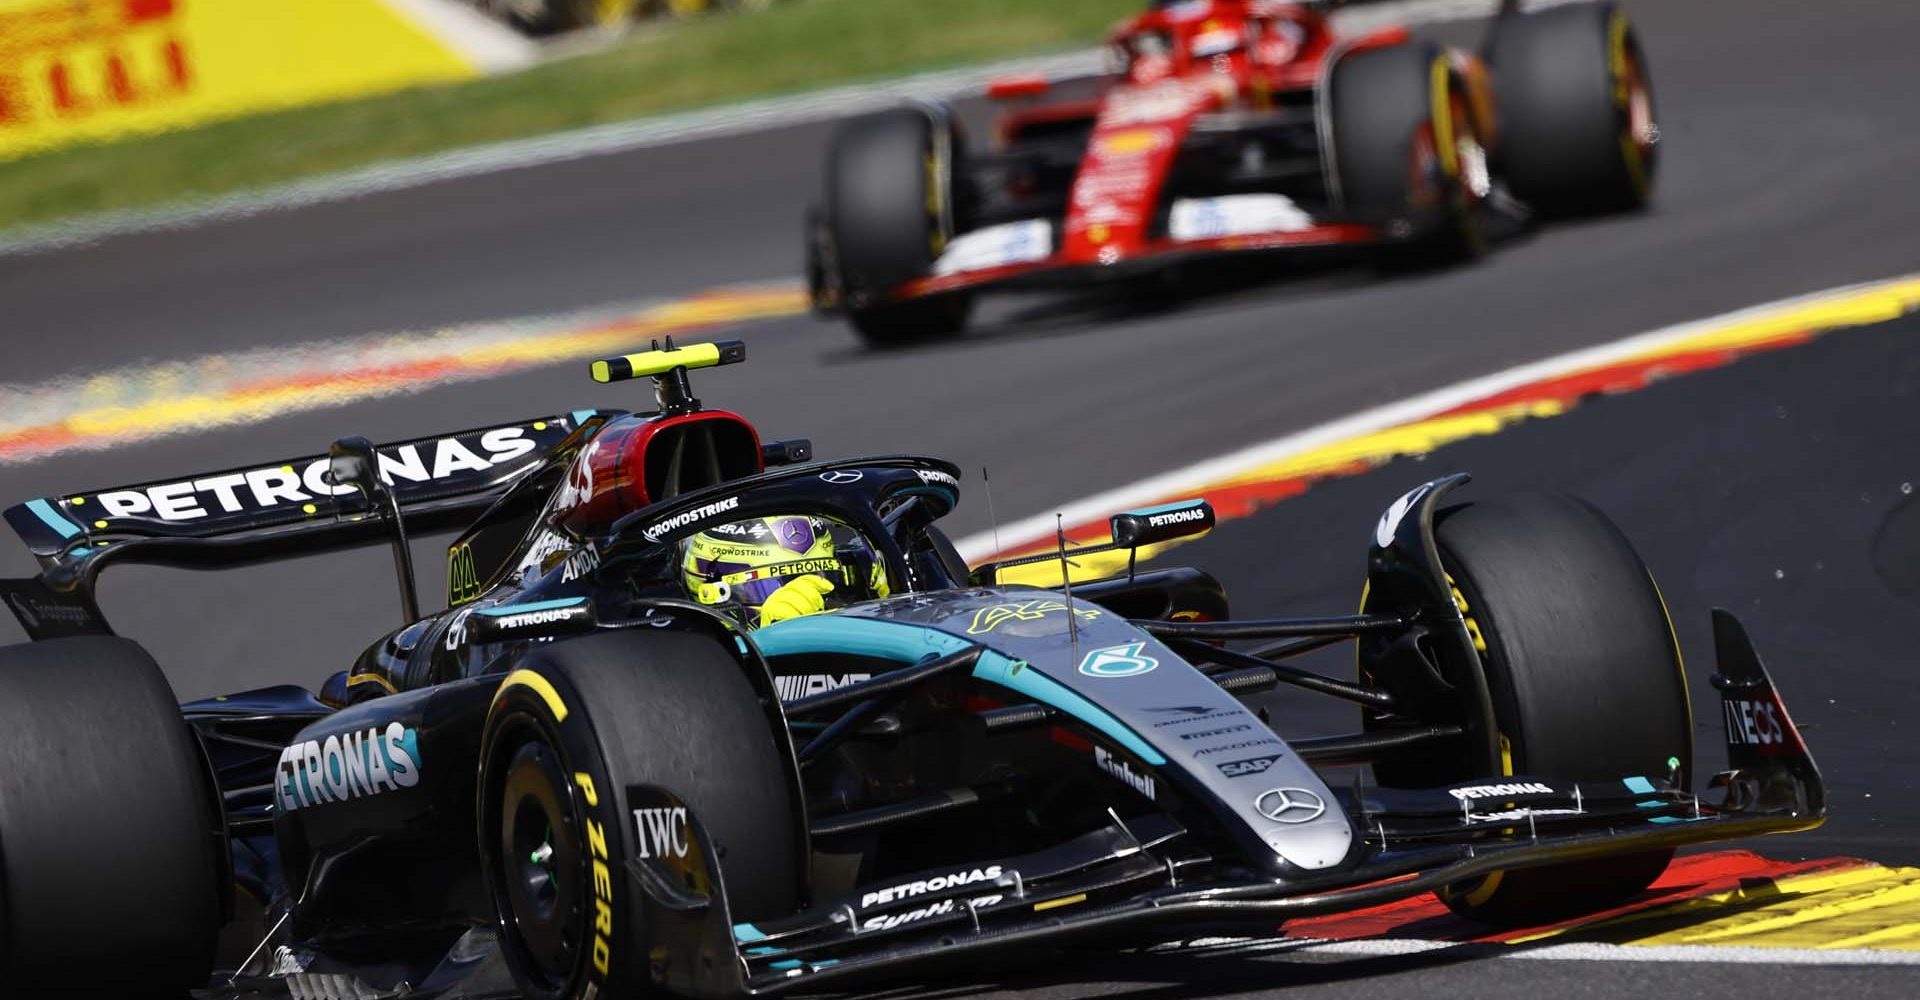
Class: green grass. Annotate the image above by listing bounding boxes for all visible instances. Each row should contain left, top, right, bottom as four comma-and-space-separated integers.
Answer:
0, 0, 1139, 231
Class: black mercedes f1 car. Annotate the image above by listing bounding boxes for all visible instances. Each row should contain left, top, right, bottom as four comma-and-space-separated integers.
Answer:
0, 343, 1821, 999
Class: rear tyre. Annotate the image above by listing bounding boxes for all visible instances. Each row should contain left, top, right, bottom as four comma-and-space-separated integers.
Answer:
1368, 494, 1691, 925
0, 637, 224, 1000
481, 630, 801, 1000
1329, 42, 1489, 266
823, 107, 974, 346
1486, 2, 1657, 215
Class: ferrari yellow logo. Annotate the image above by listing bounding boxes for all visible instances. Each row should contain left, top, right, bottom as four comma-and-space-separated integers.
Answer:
1098, 128, 1165, 158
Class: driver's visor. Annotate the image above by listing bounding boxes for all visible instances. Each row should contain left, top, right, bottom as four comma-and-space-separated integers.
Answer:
692, 556, 847, 607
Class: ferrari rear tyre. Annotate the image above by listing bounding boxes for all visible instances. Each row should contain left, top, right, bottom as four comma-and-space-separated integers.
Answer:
0, 637, 224, 1000
1486, 2, 1657, 215
823, 106, 974, 346
1328, 42, 1489, 265
1371, 494, 1691, 925
481, 630, 801, 1000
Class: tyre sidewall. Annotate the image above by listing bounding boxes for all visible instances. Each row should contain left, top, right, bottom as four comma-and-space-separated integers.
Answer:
480, 630, 800, 1000
1426, 494, 1690, 922
1329, 42, 1484, 262
1488, 2, 1654, 213
0, 637, 223, 999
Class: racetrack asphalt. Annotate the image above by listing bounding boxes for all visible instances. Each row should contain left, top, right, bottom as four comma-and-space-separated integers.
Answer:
3, 0, 1919, 994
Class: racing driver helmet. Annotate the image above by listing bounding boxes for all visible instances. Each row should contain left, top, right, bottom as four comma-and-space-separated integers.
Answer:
679, 515, 887, 622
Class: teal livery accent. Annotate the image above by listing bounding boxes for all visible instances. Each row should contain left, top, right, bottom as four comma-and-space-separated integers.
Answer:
1119, 499, 1206, 517
1622, 775, 1657, 794
734, 922, 766, 943
754, 616, 1165, 765
755, 614, 971, 664
571, 409, 597, 429
26, 499, 81, 540
478, 596, 587, 617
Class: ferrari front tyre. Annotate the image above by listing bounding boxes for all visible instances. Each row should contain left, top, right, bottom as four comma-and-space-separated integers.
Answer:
1486, 2, 1657, 215
1328, 42, 1489, 265
0, 637, 225, 1000
480, 630, 801, 1000
1371, 494, 1691, 925
822, 106, 974, 346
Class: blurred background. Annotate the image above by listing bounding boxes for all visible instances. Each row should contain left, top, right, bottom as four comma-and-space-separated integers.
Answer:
3, 0, 1920, 983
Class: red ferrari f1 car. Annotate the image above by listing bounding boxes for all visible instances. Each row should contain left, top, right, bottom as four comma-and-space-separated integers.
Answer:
806, 0, 1658, 345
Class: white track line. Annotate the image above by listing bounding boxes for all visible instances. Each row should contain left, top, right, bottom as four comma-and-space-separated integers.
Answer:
1173, 935, 1920, 966
0, 0, 1567, 258
952, 272, 1920, 563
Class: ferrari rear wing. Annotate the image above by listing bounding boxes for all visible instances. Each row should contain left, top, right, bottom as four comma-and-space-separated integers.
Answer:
2, 410, 620, 639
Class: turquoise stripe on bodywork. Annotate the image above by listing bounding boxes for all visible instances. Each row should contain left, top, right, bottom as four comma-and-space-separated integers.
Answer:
1121, 499, 1205, 517
754, 614, 972, 663
754, 615, 1165, 765
478, 596, 586, 616
734, 922, 766, 943
27, 499, 81, 539
571, 409, 597, 429
1622, 775, 1657, 794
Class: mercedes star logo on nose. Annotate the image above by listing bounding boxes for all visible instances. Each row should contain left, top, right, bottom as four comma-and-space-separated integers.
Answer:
818, 470, 864, 484
1255, 787, 1326, 824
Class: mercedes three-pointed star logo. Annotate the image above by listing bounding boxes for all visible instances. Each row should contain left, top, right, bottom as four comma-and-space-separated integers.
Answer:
818, 470, 864, 484
1254, 787, 1326, 825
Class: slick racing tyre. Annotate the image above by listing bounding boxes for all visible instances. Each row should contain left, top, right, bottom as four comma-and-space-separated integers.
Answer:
1328, 41, 1489, 265
1368, 494, 1691, 925
1486, 2, 1657, 215
823, 106, 974, 346
0, 637, 225, 1000
480, 630, 801, 1000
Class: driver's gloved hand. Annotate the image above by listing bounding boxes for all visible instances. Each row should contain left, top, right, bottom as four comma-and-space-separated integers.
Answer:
758, 575, 837, 627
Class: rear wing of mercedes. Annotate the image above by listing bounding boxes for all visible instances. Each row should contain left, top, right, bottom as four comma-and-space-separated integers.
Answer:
2, 410, 620, 639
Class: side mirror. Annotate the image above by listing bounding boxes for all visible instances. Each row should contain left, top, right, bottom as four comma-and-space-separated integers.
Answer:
1110, 499, 1216, 549
762, 438, 813, 467
967, 498, 1218, 587
318, 670, 352, 708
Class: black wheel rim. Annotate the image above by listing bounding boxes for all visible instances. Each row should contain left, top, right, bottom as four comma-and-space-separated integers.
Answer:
495, 737, 587, 997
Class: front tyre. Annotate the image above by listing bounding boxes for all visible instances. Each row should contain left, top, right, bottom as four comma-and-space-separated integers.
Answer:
822, 106, 974, 346
1329, 42, 1490, 266
1369, 494, 1691, 925
480, 630, 800, 1000
1486, 2, 1658, 215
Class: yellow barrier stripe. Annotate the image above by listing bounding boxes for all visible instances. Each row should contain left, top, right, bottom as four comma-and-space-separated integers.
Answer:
985, 274, 1920, 579
1214, 402, 1563, 488
1620, 281, 1920, 363
993, 402, 1561, 587
0, 0, 478, 163
1509, 863, 1920, 951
